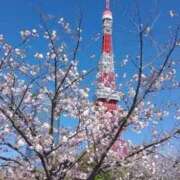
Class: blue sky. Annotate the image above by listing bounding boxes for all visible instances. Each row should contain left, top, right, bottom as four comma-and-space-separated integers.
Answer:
0, 0, 179, 146
0, 0, 179, 81
0, 0, 179, 66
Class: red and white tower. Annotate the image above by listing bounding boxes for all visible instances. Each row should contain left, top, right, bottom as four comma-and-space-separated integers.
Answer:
96, 0, 120, 111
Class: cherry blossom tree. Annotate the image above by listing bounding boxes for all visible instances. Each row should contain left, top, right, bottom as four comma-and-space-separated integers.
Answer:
0, 1, 180, 180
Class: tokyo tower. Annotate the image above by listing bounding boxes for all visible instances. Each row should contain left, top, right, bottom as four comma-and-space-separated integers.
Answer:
96, 0, 120, 111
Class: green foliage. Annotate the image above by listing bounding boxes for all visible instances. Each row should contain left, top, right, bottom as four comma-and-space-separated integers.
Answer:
95, 172, 113, 180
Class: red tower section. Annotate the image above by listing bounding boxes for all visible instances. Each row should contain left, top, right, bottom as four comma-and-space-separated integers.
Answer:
102, 33, 112, 53
96, 0, 120, 111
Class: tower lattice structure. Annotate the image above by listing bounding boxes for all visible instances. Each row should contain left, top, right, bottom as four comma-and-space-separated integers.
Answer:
96, 0, 120, 111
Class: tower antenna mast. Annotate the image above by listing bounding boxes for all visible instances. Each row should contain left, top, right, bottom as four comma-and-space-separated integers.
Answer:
106, 0, 110, 9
